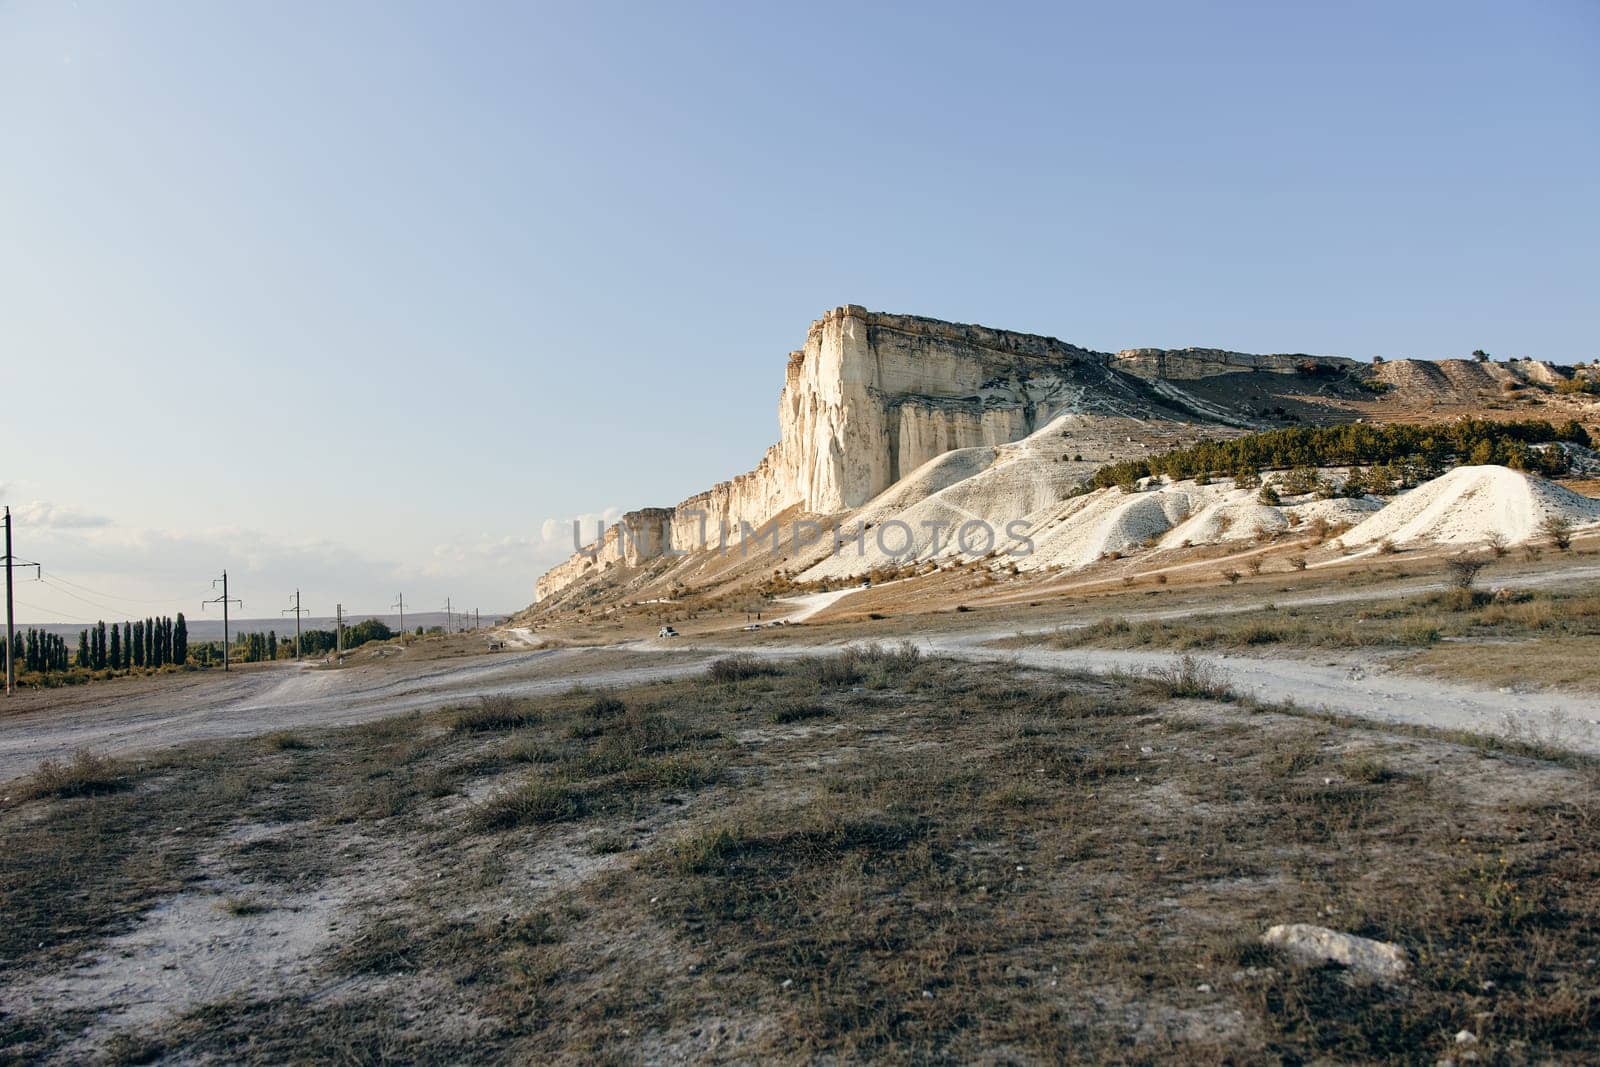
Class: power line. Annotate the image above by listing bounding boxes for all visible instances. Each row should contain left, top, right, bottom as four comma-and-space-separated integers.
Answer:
37, 576, 140, 616
12, 599, 83, 623
43, 572, 187, 607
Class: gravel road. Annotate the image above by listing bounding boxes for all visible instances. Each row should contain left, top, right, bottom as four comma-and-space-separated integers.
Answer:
3, 570, 1597, 782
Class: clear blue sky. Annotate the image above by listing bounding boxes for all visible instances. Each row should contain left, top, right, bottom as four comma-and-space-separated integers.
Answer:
3, 1, 1596, 621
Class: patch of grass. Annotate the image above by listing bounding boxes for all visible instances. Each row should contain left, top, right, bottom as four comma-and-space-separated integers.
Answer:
1031, 585, 1600, 667
471, 780, 586, 831
771, 701, 830, 724
262, 731, 312, 751
1343, 754, 1395, 783
1142, 654, 1235, 699
217, 896, 272, 917
329, 916, 417, 976
453, 694, 543, 732
707, 654, 779, 682
21, 750, 128, 799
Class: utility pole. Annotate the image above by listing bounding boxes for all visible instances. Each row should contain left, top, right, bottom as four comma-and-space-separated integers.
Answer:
474, 608, 479, 630
282, 590, 305, 661
392, 592, 405, 637
203, 570, 242, 671
336, 603, 344, 662
3, 507, 43, 696
445, 596, 452, 633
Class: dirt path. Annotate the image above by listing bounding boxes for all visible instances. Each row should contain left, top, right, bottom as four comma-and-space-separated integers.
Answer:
5, 566, 1598, 781
0, 649, 715, 783
923, 632, 1600, 753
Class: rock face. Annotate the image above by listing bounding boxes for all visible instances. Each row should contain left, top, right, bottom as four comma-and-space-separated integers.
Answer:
540, 305, 1187, 601
1112, 347, 1344, 380
667, 306, 1160, 550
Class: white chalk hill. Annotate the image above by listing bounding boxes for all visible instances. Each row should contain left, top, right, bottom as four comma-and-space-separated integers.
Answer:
798, 449, 1597, 581
1339, 465, 1600, 549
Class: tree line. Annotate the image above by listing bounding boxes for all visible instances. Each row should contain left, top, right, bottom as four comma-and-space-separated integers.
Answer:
10, 629, 71, 673
10, 614, 406, 684
75, 615, 190, 671
1084, 418, 1593, 493
7, 615, 190, 679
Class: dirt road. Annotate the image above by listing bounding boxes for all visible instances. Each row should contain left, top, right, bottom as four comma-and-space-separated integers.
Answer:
3, 569, 1598, 781
0, 648, 715, 783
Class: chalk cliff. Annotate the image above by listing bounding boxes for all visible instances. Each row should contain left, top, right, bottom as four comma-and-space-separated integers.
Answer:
532, 305, 1504, 604
538, 306, 1185, 601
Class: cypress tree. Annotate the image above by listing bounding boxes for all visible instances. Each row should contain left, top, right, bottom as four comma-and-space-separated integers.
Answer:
145, 617, 155, 667
109, 624, 122, 670
174, 613, 188, 665
132, 621, 144, 667
76, 630, 89, 669
267, 629, 277, 661
123, 622, 132, 667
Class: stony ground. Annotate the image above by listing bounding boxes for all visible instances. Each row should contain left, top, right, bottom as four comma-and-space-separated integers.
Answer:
3, 649, 1598, 1064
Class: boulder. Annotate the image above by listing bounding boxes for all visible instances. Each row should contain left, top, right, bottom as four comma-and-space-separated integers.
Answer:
1261, 923, 1409, 982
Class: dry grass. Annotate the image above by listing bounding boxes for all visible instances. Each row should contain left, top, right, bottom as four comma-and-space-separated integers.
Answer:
20, 750, 129, 799
3, 653, 1599, 1063
1027, 585, 1600, 678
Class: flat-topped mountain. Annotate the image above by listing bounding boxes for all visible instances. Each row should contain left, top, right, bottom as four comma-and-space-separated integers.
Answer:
534, 306, 1589, 605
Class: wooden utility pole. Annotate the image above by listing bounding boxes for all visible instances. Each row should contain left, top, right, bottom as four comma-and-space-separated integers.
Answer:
392, 593, 405, 636
3, 507, 41, 696
336, 603, 344, 662
203, 570, 242, 671
3, 508, 11, 697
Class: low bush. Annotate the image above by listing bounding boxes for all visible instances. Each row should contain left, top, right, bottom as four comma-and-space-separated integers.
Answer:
22, 751, 128, 799
707, 655, 779, 683
453, 695, 542, 733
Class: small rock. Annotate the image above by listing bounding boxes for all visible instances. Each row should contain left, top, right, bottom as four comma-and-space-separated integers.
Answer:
922, 989, 933, 999
1454, 1030, 1477, 1045
781, 978, 793, 990
1262, 923, 1409, 982
1197, 983, 1212, 993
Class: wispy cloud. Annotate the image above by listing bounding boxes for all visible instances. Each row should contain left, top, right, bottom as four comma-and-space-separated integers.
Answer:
428, 507, 624, 579
12, 500, 113, 529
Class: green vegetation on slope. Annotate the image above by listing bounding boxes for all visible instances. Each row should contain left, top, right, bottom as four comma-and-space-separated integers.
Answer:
1085, 418, 1593, 492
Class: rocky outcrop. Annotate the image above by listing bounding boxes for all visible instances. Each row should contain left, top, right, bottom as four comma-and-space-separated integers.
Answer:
537, 306, 1198, 601
1112, 347, 1354, 380
534, 508, 673, 602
